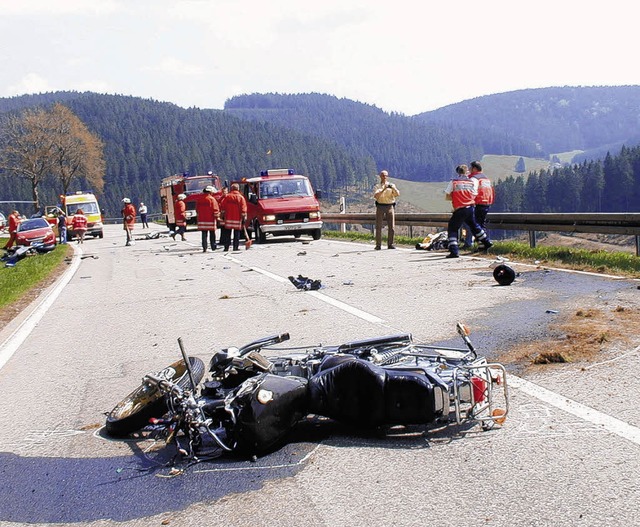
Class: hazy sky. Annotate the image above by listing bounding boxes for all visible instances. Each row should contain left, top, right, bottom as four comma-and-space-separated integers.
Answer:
1, 0, 637, 115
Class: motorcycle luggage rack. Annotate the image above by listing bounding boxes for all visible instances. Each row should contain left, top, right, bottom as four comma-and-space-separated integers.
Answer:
451, 363, 509, 427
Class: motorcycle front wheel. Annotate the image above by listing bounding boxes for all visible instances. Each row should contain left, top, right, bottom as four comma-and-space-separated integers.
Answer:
105, 356, 205, 437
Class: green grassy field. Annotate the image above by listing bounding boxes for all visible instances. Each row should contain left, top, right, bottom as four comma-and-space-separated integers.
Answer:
393, 152, 582, 213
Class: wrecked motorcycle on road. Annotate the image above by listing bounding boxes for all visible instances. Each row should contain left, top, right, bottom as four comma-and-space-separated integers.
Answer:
105, 324, 509, 461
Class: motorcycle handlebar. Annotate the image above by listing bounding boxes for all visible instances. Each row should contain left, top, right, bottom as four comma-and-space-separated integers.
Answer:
144, 373, 184, 397
237, 333, 291, 356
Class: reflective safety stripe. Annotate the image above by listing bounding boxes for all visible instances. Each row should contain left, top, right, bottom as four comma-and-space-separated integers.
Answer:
451, 178, 477, 209
475, 175, 494, 205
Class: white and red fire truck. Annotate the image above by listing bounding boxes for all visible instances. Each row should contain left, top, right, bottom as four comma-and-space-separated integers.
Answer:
160, 172, 223, 230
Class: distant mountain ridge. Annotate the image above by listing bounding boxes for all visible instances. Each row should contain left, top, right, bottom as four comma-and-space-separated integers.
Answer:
1, 86, 639, 214
224, 92, 533, 180
225, 86, 640, 179
414, 85, 640, 158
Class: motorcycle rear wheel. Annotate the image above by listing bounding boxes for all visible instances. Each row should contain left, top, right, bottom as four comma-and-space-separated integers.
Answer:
105, 357, 205, 437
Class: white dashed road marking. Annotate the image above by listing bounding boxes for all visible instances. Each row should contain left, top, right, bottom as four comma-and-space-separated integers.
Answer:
226, 255, 385, 324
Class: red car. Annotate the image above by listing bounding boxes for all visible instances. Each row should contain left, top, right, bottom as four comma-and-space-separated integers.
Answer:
15, 217, 57, 249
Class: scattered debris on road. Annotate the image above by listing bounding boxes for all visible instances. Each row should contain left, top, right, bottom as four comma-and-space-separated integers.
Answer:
289, 274, 322, 290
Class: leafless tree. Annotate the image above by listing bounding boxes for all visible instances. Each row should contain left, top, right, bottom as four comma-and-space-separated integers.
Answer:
0, 107, 57, 212
50, 103, 105, 196
0, 104, 105, 212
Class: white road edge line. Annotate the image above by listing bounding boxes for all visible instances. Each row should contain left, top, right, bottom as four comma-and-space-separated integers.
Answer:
226, 256, 384, 324
506, 260, 634, 280
509, 374, 640, 446
0, 245, 82, 372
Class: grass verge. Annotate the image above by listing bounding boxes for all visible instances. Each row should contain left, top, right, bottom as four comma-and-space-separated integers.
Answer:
0, 243, 72, 310
323, 231, 640, 278
489, 240, 640, 278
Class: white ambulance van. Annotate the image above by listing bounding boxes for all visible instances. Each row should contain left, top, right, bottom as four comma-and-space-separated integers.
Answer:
64, 191, 104, 240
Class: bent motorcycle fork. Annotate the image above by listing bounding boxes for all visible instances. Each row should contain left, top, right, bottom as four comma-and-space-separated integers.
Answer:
145, 373, 234, 458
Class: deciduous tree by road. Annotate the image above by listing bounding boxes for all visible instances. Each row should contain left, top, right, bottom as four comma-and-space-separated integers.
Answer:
0, 103, 105, 212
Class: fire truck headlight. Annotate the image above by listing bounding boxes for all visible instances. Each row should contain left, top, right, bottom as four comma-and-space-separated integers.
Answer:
263, 214, 276, 222
309, 211, 320, 219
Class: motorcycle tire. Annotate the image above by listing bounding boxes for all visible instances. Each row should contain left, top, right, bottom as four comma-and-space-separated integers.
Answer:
493, 264, 516, 286
105, 356, 205, 437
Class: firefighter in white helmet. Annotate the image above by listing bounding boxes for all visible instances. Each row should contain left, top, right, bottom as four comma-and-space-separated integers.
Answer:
171, 194, 187, 241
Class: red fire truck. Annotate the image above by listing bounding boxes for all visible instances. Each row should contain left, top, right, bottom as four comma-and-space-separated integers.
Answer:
160, 172, 223, 230
235, 168, 323, 243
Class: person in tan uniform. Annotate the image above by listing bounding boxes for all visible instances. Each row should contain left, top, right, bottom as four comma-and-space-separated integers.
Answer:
372, 170, 400, 250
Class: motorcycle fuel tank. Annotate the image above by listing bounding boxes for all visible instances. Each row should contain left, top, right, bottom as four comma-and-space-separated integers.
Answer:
228, 373, 309, 456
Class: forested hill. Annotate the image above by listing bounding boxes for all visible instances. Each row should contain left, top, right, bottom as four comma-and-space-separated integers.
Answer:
3, 87, 640, 215
415, 86, 640, 159
224, 93, 536, 180
0, 92, 376, 215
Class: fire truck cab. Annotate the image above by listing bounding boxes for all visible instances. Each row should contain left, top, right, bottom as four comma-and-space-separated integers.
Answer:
236, 169, 323, 243
160, 172, 223, 231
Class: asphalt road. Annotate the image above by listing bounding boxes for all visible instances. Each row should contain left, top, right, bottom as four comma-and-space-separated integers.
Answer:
1, 224, 639, 527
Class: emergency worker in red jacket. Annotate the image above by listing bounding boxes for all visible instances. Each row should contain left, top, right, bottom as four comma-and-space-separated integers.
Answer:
469, 161, 494, 231
196, 185, 220, 252
121, 197, 136, 246
172, 194, 187, 241
2, 210, 21, 250
72, 209, 89, 244
444, 165, 492, 258
219, 183, 247, 251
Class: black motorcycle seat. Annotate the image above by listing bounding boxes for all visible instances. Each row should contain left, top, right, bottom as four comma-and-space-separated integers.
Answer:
309, 359, 386, 425
308, 358, 446, 426
317, 353, 357, 371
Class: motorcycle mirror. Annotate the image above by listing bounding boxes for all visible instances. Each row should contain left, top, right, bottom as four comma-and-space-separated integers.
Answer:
208, 351, 229, 371
226, 346, 240, 358
456, 323, 471, 337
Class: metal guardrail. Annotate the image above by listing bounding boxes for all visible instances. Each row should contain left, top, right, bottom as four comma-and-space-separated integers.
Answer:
322, 212, 640, 256
103, 213, 165, 225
